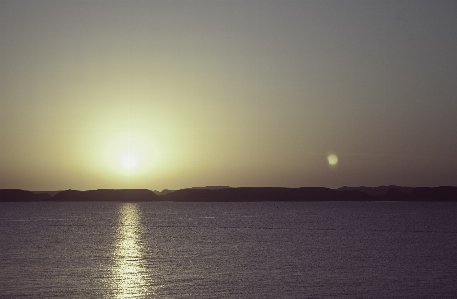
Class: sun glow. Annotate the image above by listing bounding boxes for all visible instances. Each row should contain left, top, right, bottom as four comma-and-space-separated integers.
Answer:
96, 128, 163, 176
82, 124, 183, 186
121, 154, 138, 170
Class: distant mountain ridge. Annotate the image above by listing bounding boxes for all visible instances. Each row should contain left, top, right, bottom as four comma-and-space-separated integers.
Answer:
1, 186, 457, 202
31, 190, 62, 197
337, 185, 414, 196
52, 189, 159, 201
153, 186, 231, 195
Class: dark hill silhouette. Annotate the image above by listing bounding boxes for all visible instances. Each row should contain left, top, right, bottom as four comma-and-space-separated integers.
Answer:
53, 189, 160, 202
337, 185, 414, 196
0, 189, 52, 202
190, 186, 231, 190
1, 186, 456, 202
153, 189, 176, 195
380, 187, 404, 200
158, 186, 457, 202
406, 187, 457, 202
32, 191, 61, 197
162, 187, 372, 202
154, 186, 231, 195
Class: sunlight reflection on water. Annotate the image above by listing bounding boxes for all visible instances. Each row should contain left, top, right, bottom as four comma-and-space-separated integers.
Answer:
112, 203, 150, 299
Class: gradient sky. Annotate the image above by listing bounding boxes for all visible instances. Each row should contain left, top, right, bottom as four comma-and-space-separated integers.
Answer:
1, 0, 456, 191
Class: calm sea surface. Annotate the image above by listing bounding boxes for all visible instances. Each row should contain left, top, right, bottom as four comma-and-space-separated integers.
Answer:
1, 201, 456, 298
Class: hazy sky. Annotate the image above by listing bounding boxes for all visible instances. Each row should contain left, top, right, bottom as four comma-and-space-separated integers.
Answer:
1, 0, 456, 190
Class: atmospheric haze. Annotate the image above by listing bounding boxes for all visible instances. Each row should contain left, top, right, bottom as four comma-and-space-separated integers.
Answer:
1, 0, 456, 191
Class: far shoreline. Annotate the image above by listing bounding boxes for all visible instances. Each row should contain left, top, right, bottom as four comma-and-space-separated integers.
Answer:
1, 186, 457, 202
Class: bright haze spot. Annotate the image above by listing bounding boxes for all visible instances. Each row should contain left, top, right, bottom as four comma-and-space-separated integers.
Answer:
121, 154, 138, 170
327, 154, 338, 166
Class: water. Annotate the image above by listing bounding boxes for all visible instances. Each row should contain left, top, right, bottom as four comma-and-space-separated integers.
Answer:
1, 201, 457, 298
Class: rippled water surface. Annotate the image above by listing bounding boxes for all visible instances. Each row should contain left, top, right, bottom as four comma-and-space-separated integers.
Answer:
1, 201, 457, 298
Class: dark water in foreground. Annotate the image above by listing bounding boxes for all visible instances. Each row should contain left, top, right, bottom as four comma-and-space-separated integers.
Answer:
1, 201, 456, 298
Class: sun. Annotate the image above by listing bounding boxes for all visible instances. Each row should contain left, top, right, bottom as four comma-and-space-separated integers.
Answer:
121, 154, 138, 170
99, 129, 163, 175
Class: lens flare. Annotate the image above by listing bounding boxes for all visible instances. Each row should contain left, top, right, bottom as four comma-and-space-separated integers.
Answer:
327, 154, 338, 165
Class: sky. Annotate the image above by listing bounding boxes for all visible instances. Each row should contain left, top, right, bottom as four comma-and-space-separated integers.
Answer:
1, 0, 456, 191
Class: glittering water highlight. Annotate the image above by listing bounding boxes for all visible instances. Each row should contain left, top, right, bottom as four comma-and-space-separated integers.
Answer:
112, 203, 150, 299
